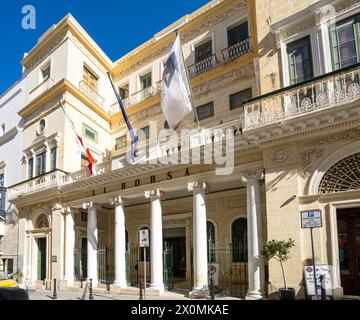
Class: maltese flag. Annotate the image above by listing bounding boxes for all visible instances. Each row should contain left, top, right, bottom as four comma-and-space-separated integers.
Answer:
161, 35, 193, 129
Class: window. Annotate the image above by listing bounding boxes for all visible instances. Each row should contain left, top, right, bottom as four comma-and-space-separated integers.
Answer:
50, 148, 57, 171
83, 66, 98, 91
41, 65, 51, 81
28, 158, 34, 179
330, 15, 360, 70
115, 135, 127, 150
140, 73, 152, 90
6, 259, 13, 275
232, 218, 247, 262
82, 124, 98, 143
196, 102, 214, 121
119, 84, 129, 100
81, 154, 89, 170
207, 221, 216, 263
195, 40, 213, 63
138, 126, 150, 140
230, 88, 252, 110
36, 214, 49, 229
228, 22, 249, 47
36, 152, 46, 176
139, 227, 150, 262
0, 187, 6, 219
0, 173, 4, 187
81, 211, 88, 222
287, 36, 314, 85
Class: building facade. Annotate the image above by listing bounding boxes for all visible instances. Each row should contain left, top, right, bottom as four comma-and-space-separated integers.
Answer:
6, 0, 360, 298
0, 77, 26, 274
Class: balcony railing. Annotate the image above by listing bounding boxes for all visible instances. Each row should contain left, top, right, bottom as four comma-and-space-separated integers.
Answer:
222, 38, 251, 62
188, 54, 217, 78
8, 170, 69, 201
70, 161, 112, 182
109, 98, 133, 116
244, 63, 360, 130
29, 78, 54, 102
131, 86, 157, 105
79, 80, 106, 108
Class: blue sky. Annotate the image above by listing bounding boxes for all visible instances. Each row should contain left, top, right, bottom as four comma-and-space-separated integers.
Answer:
0, 0, 209, 93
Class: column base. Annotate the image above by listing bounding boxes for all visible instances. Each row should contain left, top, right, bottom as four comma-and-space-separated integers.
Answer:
189, 287, 209, 299
112, 281, 128, 289
149, 283, 165, 295
63, 277, 75, 286
245, 290, 263, 300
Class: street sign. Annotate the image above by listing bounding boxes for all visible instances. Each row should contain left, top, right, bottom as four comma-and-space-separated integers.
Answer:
139, 229, 149, 247
301, 210, 322, 229
208, 263, 220, 286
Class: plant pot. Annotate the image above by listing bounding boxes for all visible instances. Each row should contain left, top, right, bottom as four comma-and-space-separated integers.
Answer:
279, 288, 295, 300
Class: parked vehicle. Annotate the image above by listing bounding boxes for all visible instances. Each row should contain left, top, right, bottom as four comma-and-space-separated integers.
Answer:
0, 272, 17, 288
0, 287, 29, 300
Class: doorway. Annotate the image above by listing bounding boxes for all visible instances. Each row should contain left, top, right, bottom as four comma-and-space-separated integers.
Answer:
36, 238, 47, 281
81, 238, 88, 279
164, 237, 186, 278
337, 208, 360, 295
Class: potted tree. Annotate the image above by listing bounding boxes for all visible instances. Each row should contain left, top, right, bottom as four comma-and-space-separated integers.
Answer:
261, 239, 296, 300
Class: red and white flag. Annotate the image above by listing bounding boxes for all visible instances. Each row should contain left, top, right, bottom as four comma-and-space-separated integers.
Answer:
59, 101, 96, 176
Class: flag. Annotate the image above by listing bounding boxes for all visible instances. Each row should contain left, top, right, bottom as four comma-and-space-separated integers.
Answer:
161, 35, 193, 129
59, 101, 96, 176
107, 73, 138, 161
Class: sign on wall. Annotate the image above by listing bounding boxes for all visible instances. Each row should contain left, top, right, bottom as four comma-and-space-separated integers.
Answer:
208, 263, 220, 287
304, 265, 333, 296
301, 210, 322, 229
139, 229, 149, 248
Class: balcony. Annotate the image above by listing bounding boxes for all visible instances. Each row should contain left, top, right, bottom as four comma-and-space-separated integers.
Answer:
188, 54, 217, 78
109, 98, 133, 116
222, 38, 251, 62
131, 85, 158, 105
29, 78, 54, 102
8, 170, 69, 201
244, 63, 360, 131
69, 161, 112, 182
79, 80, 106, 108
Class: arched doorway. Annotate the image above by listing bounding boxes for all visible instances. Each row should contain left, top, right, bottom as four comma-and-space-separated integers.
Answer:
33, 214, 50, 283
318, 153, 360, 295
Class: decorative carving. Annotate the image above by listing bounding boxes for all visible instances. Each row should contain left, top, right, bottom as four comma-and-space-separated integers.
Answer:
270, 147, 289, 164
319, 153, 360, 194
144, 189, 162, 199
187, 182, 207, 192
305, 128, 360, 147
301, 149, 323, 178
241, 170, 264, 183
35, 214, 49, 229
282, 16, 315, 39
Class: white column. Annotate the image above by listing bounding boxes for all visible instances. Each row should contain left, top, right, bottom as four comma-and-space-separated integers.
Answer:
86, 203, 98, 287
242, 170, 264, 300
64, 207, 75, 285
113, 197, 127, 288
188, 182, 208, 293
145, 189, 164, 294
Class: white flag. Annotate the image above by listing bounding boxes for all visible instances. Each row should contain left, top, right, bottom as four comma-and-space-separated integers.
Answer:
161, 35, 192, 129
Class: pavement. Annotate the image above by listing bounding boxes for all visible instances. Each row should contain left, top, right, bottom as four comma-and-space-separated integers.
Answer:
28, 289, 241, 300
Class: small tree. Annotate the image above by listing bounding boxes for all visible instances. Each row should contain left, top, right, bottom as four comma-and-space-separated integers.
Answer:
261, 239, 295, 290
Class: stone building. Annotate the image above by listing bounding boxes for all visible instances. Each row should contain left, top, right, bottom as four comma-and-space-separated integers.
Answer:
7, 0, 360, 298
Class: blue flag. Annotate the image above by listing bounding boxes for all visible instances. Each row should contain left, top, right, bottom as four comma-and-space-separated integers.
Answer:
108, 73, 138, 161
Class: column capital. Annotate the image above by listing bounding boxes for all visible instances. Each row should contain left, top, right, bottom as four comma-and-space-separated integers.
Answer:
82, 202, 101, 210
241, 170, 264, 183
109, 196, 127, 206
145, 189, 162, 200
187, 182, 207, 192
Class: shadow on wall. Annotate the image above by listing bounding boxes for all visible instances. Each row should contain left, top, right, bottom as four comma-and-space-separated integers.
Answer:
265, 169, 297, 192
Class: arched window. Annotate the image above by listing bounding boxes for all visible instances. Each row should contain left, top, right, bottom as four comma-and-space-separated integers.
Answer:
36, 214, 49, 229
207, 221, 216, 262
139, 227, 150, 262
232, 218, 247, 262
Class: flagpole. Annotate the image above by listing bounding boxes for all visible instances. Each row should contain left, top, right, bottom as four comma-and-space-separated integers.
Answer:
175, 29, 201, 130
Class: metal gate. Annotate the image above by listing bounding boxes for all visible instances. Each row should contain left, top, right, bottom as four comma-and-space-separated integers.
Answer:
74, 249, 87, 281
163, 241, 174, 291
208, 242, 248, 298
97, 246, 114, 287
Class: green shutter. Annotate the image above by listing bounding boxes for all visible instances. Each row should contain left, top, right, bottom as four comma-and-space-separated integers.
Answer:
329, 28, 339, 70
353, 18, 360, 62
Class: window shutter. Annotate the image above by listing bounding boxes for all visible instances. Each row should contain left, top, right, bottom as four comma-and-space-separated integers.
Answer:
329, 28, 339, 70
353, 16, 360, 62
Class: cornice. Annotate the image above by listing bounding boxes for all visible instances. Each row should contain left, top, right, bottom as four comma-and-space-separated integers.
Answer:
18, 79, 111, 122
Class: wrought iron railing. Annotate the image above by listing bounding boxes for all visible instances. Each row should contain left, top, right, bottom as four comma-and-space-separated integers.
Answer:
188, 54, 217, 78
29, 78, 54, 102
79, 80, 105, 108
109, 98, 133, 115
131, 86, 157, 105
222, 38, 251, 62
244, 63, 360, 130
